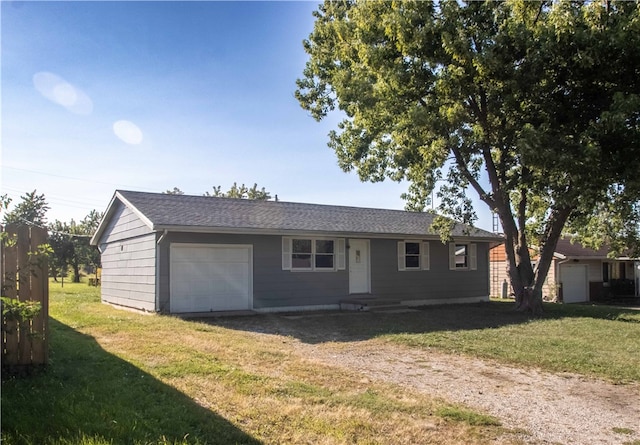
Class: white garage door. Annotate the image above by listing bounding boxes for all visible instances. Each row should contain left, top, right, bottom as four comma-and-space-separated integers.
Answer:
561, 264, 588, 303
170, 244, 252, 313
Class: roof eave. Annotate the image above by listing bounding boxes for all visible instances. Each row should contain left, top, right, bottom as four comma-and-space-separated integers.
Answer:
152, 224, 502, 241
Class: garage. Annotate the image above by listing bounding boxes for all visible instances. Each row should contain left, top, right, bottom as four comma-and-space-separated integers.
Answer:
170, 244, 253, 313
560, 264, 588, 303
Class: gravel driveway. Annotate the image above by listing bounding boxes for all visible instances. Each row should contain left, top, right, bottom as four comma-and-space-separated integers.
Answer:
293, 340, 640, 445
218, 312, 640, 445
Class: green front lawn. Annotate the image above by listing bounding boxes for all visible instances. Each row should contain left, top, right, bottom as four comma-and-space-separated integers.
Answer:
2, 281, 639, 444
2, 282, 513, 445
385, 300, 640, 383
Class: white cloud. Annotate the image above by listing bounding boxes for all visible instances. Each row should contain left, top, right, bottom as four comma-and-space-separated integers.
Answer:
113, 120, 144, 145
32, 71, 93, 115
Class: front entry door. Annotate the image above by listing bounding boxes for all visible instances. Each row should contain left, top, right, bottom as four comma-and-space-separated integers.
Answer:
349, 239, 370, 294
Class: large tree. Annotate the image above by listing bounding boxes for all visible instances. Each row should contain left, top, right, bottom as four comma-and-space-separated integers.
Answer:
2, 190, 49, 226
296, 0, 640, 313
48, 210, 103, 283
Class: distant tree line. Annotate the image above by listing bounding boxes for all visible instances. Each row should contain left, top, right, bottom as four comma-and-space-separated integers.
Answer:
2, 190, 103, 283
2, 184, 276, 283
164, 183, 273, 200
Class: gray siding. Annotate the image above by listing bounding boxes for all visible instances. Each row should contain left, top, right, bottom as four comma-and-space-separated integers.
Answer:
157, 232, 490, 313
99, 202, 152, 244
98, 203, 156, 311
158, 232, 348, 312
370, 239, 489, 302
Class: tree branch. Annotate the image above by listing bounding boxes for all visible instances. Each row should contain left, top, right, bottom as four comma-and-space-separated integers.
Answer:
450, 144, 494, 208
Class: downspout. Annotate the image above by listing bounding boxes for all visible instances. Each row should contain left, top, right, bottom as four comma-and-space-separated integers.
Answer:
157, 229, 168, 246
155, 230, 168, 313
555, 257, 572, 302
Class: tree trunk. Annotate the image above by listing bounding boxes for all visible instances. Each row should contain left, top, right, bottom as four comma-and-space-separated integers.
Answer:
72, 264, 81, 283
514, 207, 572, 315
497, 209, 535, 311
517, 286, 544, 315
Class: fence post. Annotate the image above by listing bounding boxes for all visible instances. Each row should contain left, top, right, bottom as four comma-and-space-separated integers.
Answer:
1, 224, 49, 369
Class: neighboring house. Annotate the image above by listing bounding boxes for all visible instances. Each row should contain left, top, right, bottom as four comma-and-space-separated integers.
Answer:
490, 238, 639, 303
90, 190, 502, 314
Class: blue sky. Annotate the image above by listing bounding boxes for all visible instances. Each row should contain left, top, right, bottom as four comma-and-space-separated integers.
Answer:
2, 1, 494, 231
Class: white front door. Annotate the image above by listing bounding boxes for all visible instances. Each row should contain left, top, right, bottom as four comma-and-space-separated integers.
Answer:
561, 264, 588, 303
349, 239, 370, 294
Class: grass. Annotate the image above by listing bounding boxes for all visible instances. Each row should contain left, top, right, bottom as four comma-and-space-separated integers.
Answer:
4, 282, 639, 444
1, 280, 515, 445
213, 298, 640, 383
384, 300, 640, 383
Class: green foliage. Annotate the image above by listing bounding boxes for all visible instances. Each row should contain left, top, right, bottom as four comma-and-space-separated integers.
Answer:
2, 190, 49, 226
1, 297, 42, 323
0, 194, 11, 214
204, 182, 272, 200
48, 210, 103, 283
163, 187, 185, 195
296, 0, 640, 311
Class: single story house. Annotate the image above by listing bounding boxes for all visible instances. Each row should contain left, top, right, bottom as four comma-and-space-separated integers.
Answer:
490, 238, 639, 303
90, 190, 502, 314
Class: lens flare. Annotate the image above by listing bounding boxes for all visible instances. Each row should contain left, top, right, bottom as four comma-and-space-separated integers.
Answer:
113, 120, 144, 145
33, 71, 93, 115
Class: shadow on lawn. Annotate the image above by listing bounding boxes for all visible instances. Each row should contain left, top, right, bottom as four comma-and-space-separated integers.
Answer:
1, 319, 262, 445
205, 300, 640, 345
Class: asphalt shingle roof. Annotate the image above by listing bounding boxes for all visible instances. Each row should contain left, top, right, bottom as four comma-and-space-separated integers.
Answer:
554, 237, 611, 258
113, 190, 499, 239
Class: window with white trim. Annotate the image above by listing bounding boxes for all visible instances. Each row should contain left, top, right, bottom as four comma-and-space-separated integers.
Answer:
282, 237, 346, 271
449, 243, 477, 270
397, 241, 430, 271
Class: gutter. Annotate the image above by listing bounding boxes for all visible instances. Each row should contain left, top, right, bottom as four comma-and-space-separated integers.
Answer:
151, 225, 502, 242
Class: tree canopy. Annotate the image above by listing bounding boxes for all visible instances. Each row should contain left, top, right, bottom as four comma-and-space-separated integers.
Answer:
48, 210, 103, 283
164, 184, 273, 200
204, 183, 272, 200
296, 0, 640, 313
2, 190, 49, 226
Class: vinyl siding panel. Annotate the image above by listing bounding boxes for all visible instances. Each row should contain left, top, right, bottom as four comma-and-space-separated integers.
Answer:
100, 233, 156, 311
157, 232, 491, 312
370, 239, 490, 302
100, 203, 152, 244
158, 232, 348, 312
490, 259, 557, 301
489, 259, 511, 298
97, 202, 156, 311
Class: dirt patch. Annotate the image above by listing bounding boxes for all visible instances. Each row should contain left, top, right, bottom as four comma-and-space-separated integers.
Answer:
291, 340, 640, 445
217, 313, 640, 445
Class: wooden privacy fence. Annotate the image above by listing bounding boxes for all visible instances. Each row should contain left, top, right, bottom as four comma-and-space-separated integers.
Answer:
1, 224, 49, 370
